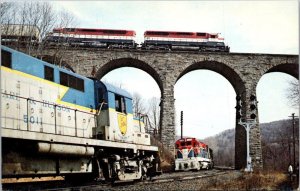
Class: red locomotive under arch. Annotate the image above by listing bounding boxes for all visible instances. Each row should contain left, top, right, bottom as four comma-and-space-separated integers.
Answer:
175, 137, 214, 171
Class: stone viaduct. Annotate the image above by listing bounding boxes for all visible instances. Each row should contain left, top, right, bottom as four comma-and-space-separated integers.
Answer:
39, 47, 298, 170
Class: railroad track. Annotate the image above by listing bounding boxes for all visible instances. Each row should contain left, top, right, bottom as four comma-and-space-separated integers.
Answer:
3, 169, 237, 191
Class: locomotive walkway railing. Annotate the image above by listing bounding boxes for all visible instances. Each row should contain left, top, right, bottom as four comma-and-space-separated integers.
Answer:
1, 92, 96, 138
2, 92, 163, 147
2, 92, 160, 139
134, 112, 159, 137
2, 92, 175, 166
133, 112, 175, 165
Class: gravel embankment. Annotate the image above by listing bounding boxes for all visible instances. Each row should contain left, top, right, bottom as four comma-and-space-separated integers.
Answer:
85, 170, 242, 191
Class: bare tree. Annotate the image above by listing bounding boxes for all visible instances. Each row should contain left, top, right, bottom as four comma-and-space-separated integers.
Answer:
1, 1, 80, 66
1, 2, 56, 54
0, 2, 14, 24
147, 97, 160, 135
56, 9, 78, 28
286, 79, 299, 109
38, 2, 56, 39
132, 93, 146, 117
1, 2, 19, 45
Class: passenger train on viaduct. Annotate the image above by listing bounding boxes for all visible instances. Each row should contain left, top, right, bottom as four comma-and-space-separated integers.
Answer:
1, 25, 230, 52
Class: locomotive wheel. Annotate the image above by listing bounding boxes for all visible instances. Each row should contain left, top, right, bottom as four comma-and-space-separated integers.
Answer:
196, 163, 201, 171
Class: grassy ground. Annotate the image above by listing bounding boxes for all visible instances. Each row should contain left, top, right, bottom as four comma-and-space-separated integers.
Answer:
207, 170, 298, 190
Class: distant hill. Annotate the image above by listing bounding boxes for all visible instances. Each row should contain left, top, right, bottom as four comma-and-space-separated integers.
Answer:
202, 128, 235, 167
177, 119, 299, 170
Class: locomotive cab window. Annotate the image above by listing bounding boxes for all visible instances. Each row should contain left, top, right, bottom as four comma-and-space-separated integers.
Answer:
115, 94, 126, 113
65, 28, 75, 32
80, 29, 98, 32
69, 75, 77, 89
104, 30, 127, 34
97, 88, 107, 110
44, 66, 54, 81
76, 78, 84, 92
53, 29, 61, 33
197, 33, 207, 37
59, 71, 85, 92
177, 32, 193, 36
60, 72, 68, 86
1, 50, 12, 68
146, 31, 169, 36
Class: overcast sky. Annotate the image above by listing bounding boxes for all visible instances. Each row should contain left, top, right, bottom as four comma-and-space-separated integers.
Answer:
51, 1, 299, 139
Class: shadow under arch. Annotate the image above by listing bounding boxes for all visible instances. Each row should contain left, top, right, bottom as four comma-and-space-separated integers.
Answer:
265, 63, 299, 79
176, 61, 246, 94
95, 57, 163, 94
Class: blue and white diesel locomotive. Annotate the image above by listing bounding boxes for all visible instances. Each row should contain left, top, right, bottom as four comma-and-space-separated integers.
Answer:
1, 46, 161, 181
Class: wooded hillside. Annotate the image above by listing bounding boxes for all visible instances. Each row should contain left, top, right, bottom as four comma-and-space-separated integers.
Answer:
201, 119, 299, 171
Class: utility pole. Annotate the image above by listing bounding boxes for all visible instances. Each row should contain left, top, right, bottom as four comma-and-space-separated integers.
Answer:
180, 111, 183, 139
289, 113, 298, 169
288, 140, 291, 165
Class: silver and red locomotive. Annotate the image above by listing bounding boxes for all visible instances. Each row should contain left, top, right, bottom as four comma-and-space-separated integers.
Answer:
141, 30, 229, 52
44, 27, 137, 49
175, 137, 213, 171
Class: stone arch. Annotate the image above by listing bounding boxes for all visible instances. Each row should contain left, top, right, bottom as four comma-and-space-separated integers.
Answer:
95, 57, 164, 140
175, 60, 249, 169
95, 57, 163, 95
254, 63, 298, 93
252, 63, 298, 169
176, 61, 246, 94
265, 63, 299, 79
255, 62, 299, 120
